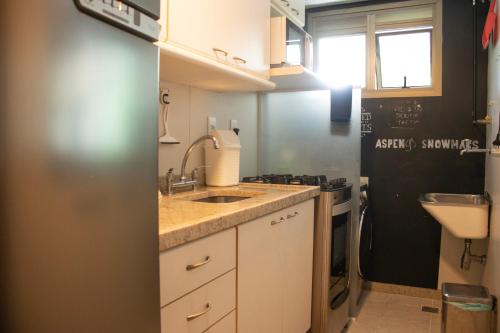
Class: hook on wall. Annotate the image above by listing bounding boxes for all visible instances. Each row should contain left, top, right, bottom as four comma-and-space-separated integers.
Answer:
159, 88, 180, 144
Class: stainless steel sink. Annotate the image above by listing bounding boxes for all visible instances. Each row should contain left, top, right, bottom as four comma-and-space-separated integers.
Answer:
419, 193, 490, 239
419, 193, 488, 206
191, 195, 251, 203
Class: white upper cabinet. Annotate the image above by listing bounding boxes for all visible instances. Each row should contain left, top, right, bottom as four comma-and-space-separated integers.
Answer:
272, 0, 305, 27
226, 0, 270, 77
160, 0, 270, 78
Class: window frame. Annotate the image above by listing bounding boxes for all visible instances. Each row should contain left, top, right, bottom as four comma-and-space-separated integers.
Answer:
308, 0, 443, 98
375, 28, 433, 89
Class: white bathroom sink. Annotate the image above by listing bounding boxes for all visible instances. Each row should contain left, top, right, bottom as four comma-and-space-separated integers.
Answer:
419, 193, 490, 239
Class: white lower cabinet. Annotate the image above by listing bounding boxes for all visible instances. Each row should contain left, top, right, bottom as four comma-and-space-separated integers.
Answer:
161, 270, 236, 333
159, 228, 236, 306
205, 311, 236, 333
160, 199, 315, 333
237, 199, 315, 333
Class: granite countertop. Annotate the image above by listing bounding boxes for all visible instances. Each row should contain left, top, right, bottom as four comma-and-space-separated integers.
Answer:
158, 183, 320, 252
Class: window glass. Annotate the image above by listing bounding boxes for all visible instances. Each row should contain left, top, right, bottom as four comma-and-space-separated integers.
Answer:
318, 34, 366, 88
376, 30, 432, 88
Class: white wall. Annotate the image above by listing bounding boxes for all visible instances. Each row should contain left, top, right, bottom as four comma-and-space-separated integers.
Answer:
483, 34, 500, 333
158, 81, 259, 181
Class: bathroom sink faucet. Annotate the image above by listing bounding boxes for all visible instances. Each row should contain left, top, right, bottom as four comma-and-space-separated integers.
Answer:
164, 135, 220, 195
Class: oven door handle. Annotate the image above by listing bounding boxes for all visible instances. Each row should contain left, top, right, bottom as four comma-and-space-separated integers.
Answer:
358, 205, 368, 279
330, 287, 350, 310
332, 199, 352, 216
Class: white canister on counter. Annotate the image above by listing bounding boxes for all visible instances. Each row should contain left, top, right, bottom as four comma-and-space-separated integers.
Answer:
205, 129, 241, 186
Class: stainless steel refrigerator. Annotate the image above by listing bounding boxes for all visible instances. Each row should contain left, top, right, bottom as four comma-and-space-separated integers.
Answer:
1, 1, 161, 332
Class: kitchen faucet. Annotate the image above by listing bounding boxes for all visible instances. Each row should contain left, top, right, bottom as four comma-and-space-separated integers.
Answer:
164, 135, 220, 195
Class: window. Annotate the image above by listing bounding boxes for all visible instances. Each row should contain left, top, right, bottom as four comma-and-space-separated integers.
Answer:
318, 34, 366, 88
376, 29, 432, 88
308, 0, 442, 98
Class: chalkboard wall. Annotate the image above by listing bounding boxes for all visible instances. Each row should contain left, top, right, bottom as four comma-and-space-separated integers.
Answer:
310, 0, 488, 288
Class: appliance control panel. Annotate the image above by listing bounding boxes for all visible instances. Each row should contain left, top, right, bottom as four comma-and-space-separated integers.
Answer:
74, 0, 161, 42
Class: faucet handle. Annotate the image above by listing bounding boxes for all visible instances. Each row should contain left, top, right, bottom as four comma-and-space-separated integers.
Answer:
166, 168, 175, 178
191, 165, 210, 180
191, 168, 199, 181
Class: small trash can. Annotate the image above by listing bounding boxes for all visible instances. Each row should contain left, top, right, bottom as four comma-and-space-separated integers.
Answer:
205, 129, 241, 186
442, 283, 496, 333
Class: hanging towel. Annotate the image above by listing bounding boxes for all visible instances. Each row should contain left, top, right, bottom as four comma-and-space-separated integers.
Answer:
482, 0, 498, 49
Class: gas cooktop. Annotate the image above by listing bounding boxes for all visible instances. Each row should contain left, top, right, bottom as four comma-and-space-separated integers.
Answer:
242, 174, 350, 191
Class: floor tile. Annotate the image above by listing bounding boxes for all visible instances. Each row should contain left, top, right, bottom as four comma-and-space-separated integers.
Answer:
347, 291, 440, 333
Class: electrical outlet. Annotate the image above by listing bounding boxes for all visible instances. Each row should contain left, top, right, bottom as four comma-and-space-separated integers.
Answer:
207, 116, 216, 133
230, 119, 238, 130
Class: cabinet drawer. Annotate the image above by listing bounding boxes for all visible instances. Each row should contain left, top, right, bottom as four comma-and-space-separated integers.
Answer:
205, 311, 236, 333
160, 228, 236, 306
161, 270, 236, 333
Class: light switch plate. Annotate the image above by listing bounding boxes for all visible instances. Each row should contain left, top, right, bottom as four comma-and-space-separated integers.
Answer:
230, 119, 238, 130
208, 116, 216, 133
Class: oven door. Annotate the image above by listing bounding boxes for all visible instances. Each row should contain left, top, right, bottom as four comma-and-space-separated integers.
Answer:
329, 199, 352, 310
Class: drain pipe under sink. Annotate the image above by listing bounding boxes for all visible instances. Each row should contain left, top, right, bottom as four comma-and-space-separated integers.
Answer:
461, 239, 487, 270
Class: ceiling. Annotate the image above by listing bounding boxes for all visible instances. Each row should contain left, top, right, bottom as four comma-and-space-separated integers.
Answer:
305, 0, 373, 8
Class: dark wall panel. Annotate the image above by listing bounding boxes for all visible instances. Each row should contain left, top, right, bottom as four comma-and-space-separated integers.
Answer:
309, 0, 489, 288
361, 97, 485, 288
360, 0, 488, 288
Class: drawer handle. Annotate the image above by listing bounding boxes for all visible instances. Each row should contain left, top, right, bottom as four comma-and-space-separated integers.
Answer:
271, 217, 286, 226
291, 8, 299, 15
233, 56, 247, 64
281, 0, 290, 7
186, 303, 212, 321
286, 211, 299, 219
213, 48, 228, 58
186, 256, 211, 271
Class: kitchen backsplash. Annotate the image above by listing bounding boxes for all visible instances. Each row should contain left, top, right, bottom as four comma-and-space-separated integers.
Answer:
158, 81, 259, 182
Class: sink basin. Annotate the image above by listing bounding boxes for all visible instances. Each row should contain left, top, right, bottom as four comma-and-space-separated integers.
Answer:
191, 195, 251, 203
419, 193, 489, 239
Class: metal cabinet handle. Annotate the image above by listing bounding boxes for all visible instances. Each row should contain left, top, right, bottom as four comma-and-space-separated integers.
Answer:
281, 0, 290, 7
286, 211, 299, 219
291, 8, 299, 15
186, 256, 211, 271
213, 48, 228, 57
186, 303, 212, 321
270, 217, 286, 226
233, 56, 247, 64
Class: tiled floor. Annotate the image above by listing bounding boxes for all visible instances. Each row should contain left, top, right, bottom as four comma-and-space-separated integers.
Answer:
347, 291, 441, 333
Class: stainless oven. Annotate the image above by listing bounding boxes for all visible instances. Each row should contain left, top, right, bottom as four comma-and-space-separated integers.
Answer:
312, 180, 353, 333
270, 16, 313, 69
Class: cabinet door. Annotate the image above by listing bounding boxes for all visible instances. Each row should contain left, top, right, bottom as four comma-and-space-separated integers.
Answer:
166, 0, 229, 62
282, 200, 314, 333
271, 0, 305, 27
237, 211, 285, 333
226, 0, 270, 77
288, 0, 305, 27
